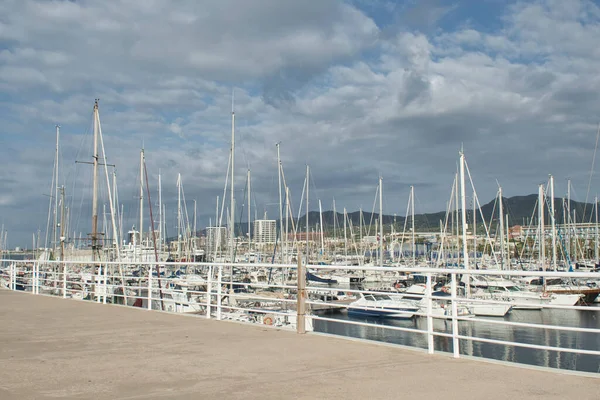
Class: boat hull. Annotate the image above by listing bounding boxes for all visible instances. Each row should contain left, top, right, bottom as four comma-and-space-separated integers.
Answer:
347, 307, 417, 319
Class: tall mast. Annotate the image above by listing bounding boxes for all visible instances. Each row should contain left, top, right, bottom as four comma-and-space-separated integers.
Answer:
567, 179, 571, 258
359, 207, 363, 259
60, 186, 65, 261
411, 185, 415, 266
177, 173, 181, 260
472, 190, 477, 267
91, 100, 99, 261
276, 142, 283, 260
506, 213, 510, 267
285, 186, 290, 264
112, 170, 118, 246
214, 195, 219, 258
343, 207, 347, 258
379, 176, 383, 266
158, 172, 162, 252
54, 125, 60, 254
573, 209, 577, 262
230, 92, 235, 263
318, 199, 324, 257
538, 184, 545, 275
549, 175, 557, 270
139, 148, 144, 258
499, 186, 505, 270
455, 171, 459, 266
595, 196, 598, 263
459, 151, 470, 273
333, 199, 337, 244
193, 199, 197, 239
247, 169, 251, 253
305, 164, 309, 262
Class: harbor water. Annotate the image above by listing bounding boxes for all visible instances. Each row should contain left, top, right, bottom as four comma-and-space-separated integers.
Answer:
314, 306, 600, 374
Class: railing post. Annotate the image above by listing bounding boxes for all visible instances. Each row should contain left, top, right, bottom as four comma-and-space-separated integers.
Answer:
426, 273, 434, 354
62, 262, 67, 298
97, 264, 102, 303
297, 256, 306, 334
217, 265, 222, 320
451, 273, 460, 358
36, 262, 40, 294
147, 264, 152, 310
32, 262, 37, 294
206, 266, 212, 319
103, 263, 107, 304
9, 262, 13, 291
12, 263, 16, 290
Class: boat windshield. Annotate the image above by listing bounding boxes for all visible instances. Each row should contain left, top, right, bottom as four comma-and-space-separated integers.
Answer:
506, 285, 521, 292
372, 294, 391, 301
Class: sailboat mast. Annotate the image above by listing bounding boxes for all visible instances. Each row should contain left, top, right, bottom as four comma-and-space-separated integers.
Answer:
158, 172, 162, 252
193, 199, 197, 239
411, 185, 415, 266
538, 184, 545, 274
379, 176, 383, 266
247, 169, 251, 253
459, 152, 469, 271
91, 100, 99, 261
139, 149, 144, 258
595, 196, 598, 263
567, 179, 571, 258
506, 213, 510, 267
214, 195, 219, 258
333, 199, 337, 243
177, 173, 181, 260
343, 207, 347, 258
499, 186, 505, 270
359, 207, 363, 258
230, 93, 235, 263
276, 143, 283, 260
318, 199, 324, 257
455, 172, 459, 266
60, 186, 65, 261
473, 190, 477, 267
549, 175, 557, 270
54, 125, 60, 254
112, 170, 118, 247
305, 164, 309, 262
285, 186, 290, 264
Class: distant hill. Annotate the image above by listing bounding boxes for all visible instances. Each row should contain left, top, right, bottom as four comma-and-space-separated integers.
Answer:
195, 194, 596, 237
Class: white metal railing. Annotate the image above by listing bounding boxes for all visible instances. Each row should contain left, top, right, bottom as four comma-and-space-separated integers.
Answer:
1, 259, 599, 372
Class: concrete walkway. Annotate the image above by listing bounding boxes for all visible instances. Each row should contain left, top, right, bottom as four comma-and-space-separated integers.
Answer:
0, 289, 597, 400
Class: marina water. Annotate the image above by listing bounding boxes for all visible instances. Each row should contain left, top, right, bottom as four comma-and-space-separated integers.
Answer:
314, 306, 600, 374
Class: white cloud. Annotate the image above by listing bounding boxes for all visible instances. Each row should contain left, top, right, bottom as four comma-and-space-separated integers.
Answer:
3, 0, 600, 246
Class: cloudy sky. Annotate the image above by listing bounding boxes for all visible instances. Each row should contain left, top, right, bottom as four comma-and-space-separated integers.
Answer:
2, 0, 600, 248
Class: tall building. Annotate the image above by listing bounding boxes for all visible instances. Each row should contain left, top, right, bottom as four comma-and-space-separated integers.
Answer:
253, 219, 277, 244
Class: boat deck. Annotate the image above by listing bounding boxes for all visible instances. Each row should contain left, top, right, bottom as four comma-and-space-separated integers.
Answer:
0, 289, 597, 400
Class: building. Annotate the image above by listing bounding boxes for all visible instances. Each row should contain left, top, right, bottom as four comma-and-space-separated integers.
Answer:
253, 219, 277, 244
509, 225, 522, 240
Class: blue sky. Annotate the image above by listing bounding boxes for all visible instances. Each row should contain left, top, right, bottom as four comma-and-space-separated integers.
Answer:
2, 0, 600, 248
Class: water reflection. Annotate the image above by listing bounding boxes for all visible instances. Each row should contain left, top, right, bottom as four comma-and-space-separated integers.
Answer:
314, 308, 600, 373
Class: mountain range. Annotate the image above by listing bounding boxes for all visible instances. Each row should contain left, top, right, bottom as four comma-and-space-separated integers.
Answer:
201, 194, 597, 236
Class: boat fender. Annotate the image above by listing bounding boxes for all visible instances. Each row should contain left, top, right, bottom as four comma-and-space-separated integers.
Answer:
263, 316, 273, 325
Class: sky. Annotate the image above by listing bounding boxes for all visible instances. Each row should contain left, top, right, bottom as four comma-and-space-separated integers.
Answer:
2, 0, 600, 248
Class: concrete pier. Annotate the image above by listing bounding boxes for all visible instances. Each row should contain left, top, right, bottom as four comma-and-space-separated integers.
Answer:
0, 289, 597, 399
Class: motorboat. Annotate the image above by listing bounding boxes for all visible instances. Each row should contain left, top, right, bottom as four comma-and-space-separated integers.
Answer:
347, 293, 419, 319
